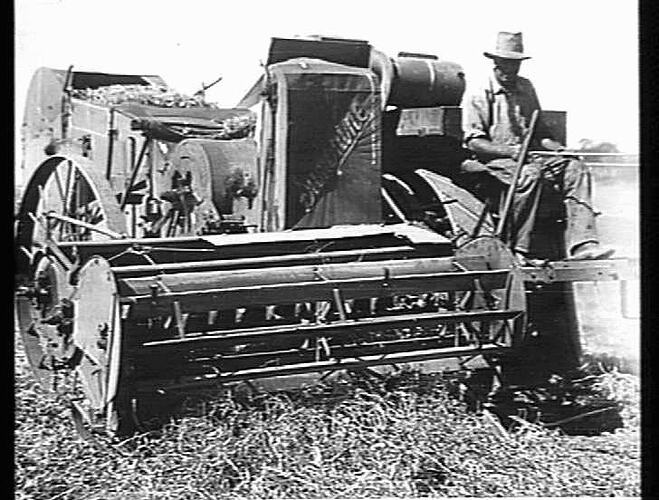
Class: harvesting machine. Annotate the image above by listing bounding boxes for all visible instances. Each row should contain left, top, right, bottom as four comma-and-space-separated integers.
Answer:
15, 36, 637, 435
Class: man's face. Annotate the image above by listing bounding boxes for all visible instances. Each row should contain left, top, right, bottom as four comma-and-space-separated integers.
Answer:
493, 57, 522, 88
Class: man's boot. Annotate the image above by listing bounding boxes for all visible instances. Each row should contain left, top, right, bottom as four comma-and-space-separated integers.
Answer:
569, 241, 615, 260
564, 198, 615, 260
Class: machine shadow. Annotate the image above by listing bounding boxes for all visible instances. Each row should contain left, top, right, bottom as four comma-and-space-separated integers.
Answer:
130, 362, 624, 440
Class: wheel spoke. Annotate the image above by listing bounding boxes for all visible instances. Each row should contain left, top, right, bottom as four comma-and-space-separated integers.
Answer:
64, 160, 74, 217
36, 185, 54, 240
28, 211, 51, 246
52, 161, 74, 239
53, 167, 67, 206
30, 159, 119, 244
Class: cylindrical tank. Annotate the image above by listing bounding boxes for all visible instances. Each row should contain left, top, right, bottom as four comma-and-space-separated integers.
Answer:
171, 138, 260, 227
388, 56, 465, 108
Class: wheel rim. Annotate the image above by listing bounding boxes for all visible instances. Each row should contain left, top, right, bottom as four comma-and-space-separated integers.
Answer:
15, 156, 127, 431
16, 255, 77, 387
73, 256, 123, 431
17, 156, 126, 255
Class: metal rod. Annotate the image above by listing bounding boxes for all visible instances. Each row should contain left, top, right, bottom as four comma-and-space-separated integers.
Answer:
120, 138, 150, 211
44, 211, 123, 239
120, 256, 478, 296
381, 187, 408, 222
125, 270, 511, 318
471, 199, 492, 239
521, 258, 637, 284
141, 309, 521, 350
52, 167, 67, 207
131, 205, 137, 237
28, 212, 75, 269
332, 288, 347, 321
53, 166, 69, 241
74, 167, 82, 241
61, 65, 74, 139
63, 160, 74, 236
496, 109, 539, 239
172, 301, 187, 338
583, 162, 639, 168
137, 344, 505, 392
112, 246, 417, 275
105, 108, 116, 181
529, 151, 638, 157
158, 331, 488, 369
148, 139, 155, 200
56, 223, 429, 248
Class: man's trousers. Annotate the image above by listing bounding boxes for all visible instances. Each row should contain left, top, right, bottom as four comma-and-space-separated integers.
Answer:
458, 156, 600, 256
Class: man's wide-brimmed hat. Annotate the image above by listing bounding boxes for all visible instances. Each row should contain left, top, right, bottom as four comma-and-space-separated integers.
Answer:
483, 31, 531, 60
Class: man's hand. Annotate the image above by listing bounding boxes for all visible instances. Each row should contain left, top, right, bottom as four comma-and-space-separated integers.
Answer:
532, 138, 566, 181
540, 138, 565, 152
508, 144, 522, 160
517, 164, 541, 190
542, 155, 567, 181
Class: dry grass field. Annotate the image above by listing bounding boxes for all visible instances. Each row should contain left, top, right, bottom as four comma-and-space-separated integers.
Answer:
15, 328, 640, 499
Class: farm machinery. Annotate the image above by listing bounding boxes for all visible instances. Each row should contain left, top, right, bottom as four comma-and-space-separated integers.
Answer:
14, 36, 637, 435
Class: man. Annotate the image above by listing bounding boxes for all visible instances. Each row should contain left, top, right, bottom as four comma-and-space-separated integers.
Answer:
461, 31, 614, 263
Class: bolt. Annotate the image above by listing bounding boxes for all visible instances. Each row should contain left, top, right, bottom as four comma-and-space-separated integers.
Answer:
96, 323, 109, 351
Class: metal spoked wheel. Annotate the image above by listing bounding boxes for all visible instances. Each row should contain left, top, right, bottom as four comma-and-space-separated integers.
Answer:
15, 155, 128, 434
16, 156, 126, 256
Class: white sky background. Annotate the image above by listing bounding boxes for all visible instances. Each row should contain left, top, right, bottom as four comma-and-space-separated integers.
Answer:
15, 0, 638, 159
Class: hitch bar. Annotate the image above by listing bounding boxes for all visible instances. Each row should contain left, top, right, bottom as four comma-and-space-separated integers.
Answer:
521, 258, 638, 284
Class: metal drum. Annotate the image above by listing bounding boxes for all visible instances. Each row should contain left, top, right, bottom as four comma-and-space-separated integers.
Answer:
389, 56, 466, 108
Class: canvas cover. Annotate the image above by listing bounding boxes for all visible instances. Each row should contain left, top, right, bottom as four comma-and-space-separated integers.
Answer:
265, 58, 382, 230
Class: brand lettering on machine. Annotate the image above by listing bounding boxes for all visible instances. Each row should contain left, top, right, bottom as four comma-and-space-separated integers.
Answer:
328, 95, 374, 173
298, 94, 375, 212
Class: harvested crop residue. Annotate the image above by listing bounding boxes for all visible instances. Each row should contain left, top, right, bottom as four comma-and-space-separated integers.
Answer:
15, 328, 640, 499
